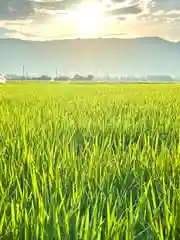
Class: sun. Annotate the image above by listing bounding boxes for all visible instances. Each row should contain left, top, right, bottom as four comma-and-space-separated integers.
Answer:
68, 3, 104, 37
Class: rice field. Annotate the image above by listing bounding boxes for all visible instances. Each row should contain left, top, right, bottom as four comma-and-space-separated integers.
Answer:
0, 82, 180, 239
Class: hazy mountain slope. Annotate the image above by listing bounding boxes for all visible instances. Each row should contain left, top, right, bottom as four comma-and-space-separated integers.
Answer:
0, 37, 179, 76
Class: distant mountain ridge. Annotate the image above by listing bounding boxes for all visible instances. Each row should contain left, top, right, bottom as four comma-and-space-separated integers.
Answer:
0, 37, 180, 77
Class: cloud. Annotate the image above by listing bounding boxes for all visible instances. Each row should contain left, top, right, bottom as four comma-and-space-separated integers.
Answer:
116, 16, 126, 20
0, 0, 180, 41
138, 9, 180, 24
0, 27, 19, 37
153, 0, 180, 11
0, 0, 75, 21
33, 0, 106, 11
0, 0, 153, 21
0, 0, 34, 20
111, 5, 142, 15
108, 0, 155, 17
33, 0, 75, 11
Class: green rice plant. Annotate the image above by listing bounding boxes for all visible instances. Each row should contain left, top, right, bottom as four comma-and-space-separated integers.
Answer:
0, 82, 180, 239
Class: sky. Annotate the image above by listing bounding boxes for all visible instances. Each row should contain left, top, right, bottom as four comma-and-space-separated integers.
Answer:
0, 0, 180, 41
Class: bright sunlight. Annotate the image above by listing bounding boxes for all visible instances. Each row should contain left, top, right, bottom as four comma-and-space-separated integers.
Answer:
67, 2, 105, 37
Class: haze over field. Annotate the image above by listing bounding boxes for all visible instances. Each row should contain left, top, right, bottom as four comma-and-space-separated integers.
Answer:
0, 37, 180, 77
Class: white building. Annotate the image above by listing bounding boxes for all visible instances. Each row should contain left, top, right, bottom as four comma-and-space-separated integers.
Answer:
0, 75, 7, 84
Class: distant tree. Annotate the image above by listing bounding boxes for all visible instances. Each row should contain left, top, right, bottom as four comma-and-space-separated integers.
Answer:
73, 74, 94, 81
55, 76, 69, 81
73, 74, 83, 80
87, 74, 94, 81
34, 75, 51, 80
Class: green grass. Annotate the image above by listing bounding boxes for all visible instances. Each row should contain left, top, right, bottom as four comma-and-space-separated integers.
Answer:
0, 83, 180, 239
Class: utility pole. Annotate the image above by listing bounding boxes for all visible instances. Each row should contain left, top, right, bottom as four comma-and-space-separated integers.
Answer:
22, 65, 25, 79
56, 68, 58, 79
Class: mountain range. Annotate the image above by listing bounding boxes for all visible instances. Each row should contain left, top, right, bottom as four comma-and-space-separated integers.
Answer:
0, 37, 180, 77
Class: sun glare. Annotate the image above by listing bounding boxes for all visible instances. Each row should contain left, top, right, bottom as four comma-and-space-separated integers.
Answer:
68, 3, 104, 37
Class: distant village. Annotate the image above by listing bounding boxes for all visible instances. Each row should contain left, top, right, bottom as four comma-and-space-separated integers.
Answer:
4, 73, 178, 82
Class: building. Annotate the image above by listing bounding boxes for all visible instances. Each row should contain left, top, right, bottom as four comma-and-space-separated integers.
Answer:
0, 75, 7, 84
